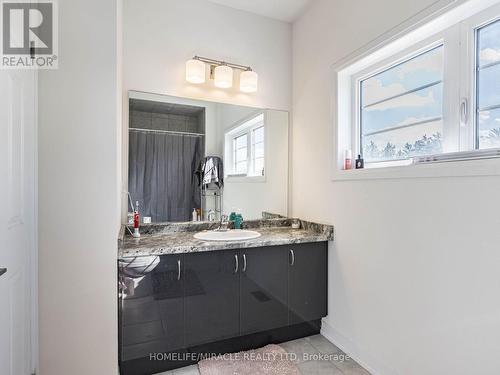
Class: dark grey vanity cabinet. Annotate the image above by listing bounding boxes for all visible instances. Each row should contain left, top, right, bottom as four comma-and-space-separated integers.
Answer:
239, 246, 289, 335
119, 241, 328, 375
120, 254, 184, 362
288, 242, 328, 324
184, 250, 240, 346
152, 254, 185, 351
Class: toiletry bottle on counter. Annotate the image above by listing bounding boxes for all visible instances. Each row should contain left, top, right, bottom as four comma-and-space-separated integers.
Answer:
192, 208, 198, 222
234, 214, 243, 229
133, 201, 141, 238
343, 149, 352, 170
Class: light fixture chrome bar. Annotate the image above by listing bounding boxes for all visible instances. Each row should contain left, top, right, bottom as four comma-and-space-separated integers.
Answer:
193, 55, 252, 71
413, 148, 500, 164
129, 127, 205, 137
362, 80, 442, 109
363, 116, 442, 137
477, 103, 500, 112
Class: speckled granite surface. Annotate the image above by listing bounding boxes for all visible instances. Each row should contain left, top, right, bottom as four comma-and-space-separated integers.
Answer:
261, 211, 287, 220
118, 218, 334, 259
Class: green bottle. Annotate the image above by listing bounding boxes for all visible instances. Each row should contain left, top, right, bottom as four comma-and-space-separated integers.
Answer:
234, 214, 243, 229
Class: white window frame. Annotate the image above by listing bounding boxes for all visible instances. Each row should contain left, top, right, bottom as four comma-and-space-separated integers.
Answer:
463, 5, 500, 150
332, 0, 500, 180
224, 112, 266, 182
352, 33, 457, 165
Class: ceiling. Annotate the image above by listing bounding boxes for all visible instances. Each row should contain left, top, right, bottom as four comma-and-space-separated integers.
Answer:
207, 0, 313, 23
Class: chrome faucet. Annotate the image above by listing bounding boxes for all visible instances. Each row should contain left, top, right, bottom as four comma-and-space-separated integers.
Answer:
217, 214, 229, 231
208, 210, 216, 222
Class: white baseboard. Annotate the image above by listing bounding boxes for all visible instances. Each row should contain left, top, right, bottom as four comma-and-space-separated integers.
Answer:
320, 319, 398, 375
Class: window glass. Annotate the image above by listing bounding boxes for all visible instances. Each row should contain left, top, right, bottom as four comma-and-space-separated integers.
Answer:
233, 134, 248, 174
360, 46, 444, 162
477, 19, 500, 149
253, 125, 264, 143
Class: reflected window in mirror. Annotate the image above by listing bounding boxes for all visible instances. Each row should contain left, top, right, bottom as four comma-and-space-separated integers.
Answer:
233, 134, 248, 174
225, 113, 265, 178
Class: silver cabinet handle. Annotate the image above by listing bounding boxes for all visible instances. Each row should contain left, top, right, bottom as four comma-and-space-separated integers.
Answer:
234, 254, 239, 273
0, 268, 6, 277
177, 259, 181, 281
242, 254, 247, 272
290, 249, 295, 266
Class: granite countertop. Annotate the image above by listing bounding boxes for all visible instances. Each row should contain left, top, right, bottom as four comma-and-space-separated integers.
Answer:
118, 218, 334, 258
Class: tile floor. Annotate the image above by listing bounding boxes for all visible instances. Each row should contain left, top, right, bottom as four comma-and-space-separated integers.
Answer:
159, 335, 371, 375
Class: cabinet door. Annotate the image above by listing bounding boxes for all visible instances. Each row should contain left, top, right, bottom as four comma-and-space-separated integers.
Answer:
240, 246, 289, 335
184, 250, 240, 346
120, 254, 184, 362
288, 242, 328, 325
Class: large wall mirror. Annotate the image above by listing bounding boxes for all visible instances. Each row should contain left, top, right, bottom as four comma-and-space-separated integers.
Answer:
127, 91, 289, 223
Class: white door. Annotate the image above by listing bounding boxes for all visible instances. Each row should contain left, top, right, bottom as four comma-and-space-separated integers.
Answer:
0, 67, 37, 374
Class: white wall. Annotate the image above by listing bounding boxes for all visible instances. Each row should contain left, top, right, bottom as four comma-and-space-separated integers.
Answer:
292, 1, 500, 375
123, 0, 291, 110
122, 0, 292, 219
38, 0, 121, 374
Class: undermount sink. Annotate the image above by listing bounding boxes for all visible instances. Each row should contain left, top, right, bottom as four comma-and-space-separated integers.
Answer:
194, 229, 261, 241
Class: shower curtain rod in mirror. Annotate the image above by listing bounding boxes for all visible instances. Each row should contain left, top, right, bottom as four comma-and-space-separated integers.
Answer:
129, 127, 205, 137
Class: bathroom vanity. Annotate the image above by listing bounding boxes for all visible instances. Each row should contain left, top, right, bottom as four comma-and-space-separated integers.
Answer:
118, 219, 333, 375
120, 91, 330, 374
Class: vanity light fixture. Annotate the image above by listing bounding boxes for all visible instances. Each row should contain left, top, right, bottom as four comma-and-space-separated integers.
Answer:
185, 58, 206, 84
239, 69, 258, 93
185, 56, 258, 93
214, 64, 233, 88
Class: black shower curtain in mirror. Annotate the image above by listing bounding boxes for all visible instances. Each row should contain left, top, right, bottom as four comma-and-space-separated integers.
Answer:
128, 130, 203, 222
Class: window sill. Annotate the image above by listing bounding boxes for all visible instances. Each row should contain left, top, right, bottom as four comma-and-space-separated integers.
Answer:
331, 157, 500, 181
226, 175, 266, 183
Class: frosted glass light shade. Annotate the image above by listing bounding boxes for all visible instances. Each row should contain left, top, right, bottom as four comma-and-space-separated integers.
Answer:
239, 70, 258, 93
214, 65, 233, 88
185, 59, 206, 84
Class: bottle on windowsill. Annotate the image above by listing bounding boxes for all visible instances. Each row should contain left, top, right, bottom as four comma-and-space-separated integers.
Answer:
343, 149, 352, 170
355, 154, 364, 169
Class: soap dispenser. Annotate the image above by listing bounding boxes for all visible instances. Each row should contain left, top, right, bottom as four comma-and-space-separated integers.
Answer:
234, 209, 243, 230
234, 214, 243, 229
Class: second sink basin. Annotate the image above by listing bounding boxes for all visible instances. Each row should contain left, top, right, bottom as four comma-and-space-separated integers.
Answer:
194, 229, 261, 241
